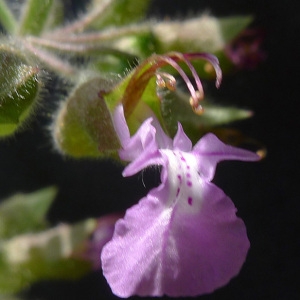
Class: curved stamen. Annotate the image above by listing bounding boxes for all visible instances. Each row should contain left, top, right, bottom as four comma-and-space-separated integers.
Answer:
172, 53, 205, 114
120, 51, 222, 119
184, 53, 222, 88
170, 52, 205, 102
155, 53, 222, 114
157, 56, 201, 109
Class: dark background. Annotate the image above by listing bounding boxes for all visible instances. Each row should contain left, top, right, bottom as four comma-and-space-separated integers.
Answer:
0, 0, 299, 299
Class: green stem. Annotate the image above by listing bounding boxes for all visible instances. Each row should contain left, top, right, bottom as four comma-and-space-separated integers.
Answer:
17, 0, 54, 36
0, 0, 17, 34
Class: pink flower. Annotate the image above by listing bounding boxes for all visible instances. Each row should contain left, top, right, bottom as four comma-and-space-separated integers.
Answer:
101, 105, 259, 298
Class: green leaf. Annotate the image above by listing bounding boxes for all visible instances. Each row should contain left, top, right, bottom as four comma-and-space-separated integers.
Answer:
0, 219, 96, 294
103, 55, 161, 133
111, 31, 159, 58
88, 0, 151, 29
44, 0, 64, 30
17, 0, 56, 36
0, 187, 57, 240
219, 15, 253, 43
161, 89, 253, 143
52, 76, 121, 158
0, 0, 17, 34
0, 43, 41, 137
138, 77, 165, 130
89, 54, 135, 75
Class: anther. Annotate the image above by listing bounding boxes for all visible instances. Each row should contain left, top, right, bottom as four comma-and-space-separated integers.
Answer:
192, 103, 204, 115
189, 90, 205, 114
156, 74, 166, 88
166, 79, 176, 91
156, 72, 177, 91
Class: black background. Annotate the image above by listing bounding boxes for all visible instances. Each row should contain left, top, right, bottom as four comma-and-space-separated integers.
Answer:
0, 0, 299, 299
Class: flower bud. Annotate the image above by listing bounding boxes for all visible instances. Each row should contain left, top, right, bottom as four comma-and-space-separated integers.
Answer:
0, 43, 41, 137
51, 75, 121, 158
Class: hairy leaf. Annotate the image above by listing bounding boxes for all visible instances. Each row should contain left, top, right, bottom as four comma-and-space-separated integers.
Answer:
0, 219, 96, 294
0, 187, 57, 239
0, 44, 40, 137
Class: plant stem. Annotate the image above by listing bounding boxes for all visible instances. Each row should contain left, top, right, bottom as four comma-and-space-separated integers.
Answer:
45, 23, 151, 44
48, 0, 113, 36
26, 36, 137, 60
21, 40, 76, 77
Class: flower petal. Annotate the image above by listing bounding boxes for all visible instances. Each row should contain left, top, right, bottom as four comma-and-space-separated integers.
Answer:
113, 104, 172, 164
113, 105, 130, 148
122, 147, 163, 177
151, 117, 173, 149
118, 118, 155, 162
101, 179, 249, 297
193, 133, 260, 181
173, 123, 193, 151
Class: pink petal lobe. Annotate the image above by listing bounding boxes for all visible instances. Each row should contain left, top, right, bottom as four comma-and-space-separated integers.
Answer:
173, 123, 192, 151
151, 117, 173, 149
113, 105, 130, 147
118, 118, 155, 162
193, 133, 260, 181
113, 104, 172, 166
122, 148, 162, 177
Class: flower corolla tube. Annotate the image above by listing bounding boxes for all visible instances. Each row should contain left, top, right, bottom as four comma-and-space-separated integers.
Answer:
101, 105, 260, 298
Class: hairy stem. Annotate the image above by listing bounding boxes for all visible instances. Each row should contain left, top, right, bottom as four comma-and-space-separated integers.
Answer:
21, 40, 76, 77
26, 36, 137, 60
45, 23, 151, 44
47, 0, 113, 36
